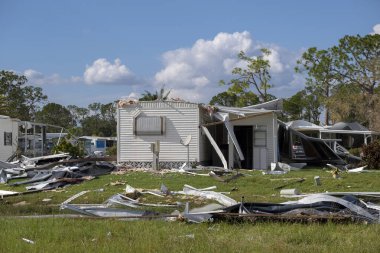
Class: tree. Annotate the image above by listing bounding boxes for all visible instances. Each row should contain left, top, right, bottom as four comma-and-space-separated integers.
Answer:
283, 90, 306, 121
0, 70, 48, 120
0, 94, 7, 115
210, 90, 259, 107
282, 90, 321, 124
35, 103, 73, 129
140, 86, 171, 101
67, 105, 89, 127
221, 49, 273, 102
326, 84, 366, 124
23, 86, 48, 121
296, 48, 336, 125
81, 102, 116, 136
297, 34, 380, 129
330, 34, 380, 129
0, 70, 29, 119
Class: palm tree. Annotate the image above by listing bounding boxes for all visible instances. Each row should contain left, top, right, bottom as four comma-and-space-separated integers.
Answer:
140, 85, 171, 101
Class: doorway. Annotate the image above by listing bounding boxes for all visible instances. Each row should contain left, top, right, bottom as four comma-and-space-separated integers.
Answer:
234, 126, 253, 169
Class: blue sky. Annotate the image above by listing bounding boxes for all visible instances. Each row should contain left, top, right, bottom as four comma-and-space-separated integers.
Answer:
1, 0, 379, 107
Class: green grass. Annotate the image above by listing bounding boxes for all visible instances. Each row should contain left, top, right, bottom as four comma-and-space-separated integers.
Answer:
1, 219, 380, 253
1, 168, 380, 252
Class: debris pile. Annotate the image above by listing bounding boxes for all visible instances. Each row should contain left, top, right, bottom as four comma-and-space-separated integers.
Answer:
58, 181, 380, 224
0, 154, 116, 193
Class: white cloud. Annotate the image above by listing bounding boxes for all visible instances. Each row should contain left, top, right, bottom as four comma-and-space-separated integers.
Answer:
84, 58, 135, 85
263, 47, 284, 73
154, 31, 302, 103
23, 69, 72, 86
372, 24, 380, 34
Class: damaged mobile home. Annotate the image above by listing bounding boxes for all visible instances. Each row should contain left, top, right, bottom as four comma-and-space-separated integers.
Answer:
0, 115, 71, 162
117, 98, 379, 170
116, 99, 279, 170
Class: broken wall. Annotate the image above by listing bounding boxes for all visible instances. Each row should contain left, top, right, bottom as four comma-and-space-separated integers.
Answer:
229, 112, 277, 170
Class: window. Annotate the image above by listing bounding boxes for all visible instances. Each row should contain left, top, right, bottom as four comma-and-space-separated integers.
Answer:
4, 132, 12, 146
134, 116, 165, 136
254, 126, 267, 147
96, 140, 106, 148
106, 140, 116, 147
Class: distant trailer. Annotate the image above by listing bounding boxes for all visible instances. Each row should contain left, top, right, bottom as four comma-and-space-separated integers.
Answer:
0, 115, 20, 161
79, 136, 117, 156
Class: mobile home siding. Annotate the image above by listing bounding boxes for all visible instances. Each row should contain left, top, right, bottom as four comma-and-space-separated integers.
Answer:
0, 117, 19, 161
230, 112, 277, 169
118, 102, 200, 163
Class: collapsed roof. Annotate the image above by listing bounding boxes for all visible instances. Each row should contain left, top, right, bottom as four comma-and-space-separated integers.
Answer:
278, 121, 345, 165
329, 122, 369, 131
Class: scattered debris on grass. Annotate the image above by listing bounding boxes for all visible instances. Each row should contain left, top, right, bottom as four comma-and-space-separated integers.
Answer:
21, 238, 35, 244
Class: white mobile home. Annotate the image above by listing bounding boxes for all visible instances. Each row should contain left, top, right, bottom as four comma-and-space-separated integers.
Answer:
0, 115, 19, 161
117, 100, 278, 170
79, 136, 117, 156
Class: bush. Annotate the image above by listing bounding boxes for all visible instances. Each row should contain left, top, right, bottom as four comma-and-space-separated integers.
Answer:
52, 138, 84, 158
106, 145, 117, 156
349, 147, 362, 157
362, 140, 380, 170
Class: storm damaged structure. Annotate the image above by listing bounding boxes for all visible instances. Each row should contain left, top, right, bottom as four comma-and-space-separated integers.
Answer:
0, 115, 68, 162
116, 98, 379, 169
277, 120, 345, 165
116, 99, 279, 170
279, 120, 380, 165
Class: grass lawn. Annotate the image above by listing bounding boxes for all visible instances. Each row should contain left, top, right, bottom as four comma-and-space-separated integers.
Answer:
1, 168, 380, 252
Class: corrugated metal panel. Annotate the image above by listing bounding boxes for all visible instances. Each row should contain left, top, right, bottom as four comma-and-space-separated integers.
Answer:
118, 102, 200, 163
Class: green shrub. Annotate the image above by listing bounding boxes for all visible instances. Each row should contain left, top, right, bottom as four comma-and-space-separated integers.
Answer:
362, 140, 380, 170
106, 145, 117, 156
52, 138, 84, 158
348, 147, 362, 157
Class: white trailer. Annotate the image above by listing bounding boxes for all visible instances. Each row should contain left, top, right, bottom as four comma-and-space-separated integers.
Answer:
0, 115, 20, 161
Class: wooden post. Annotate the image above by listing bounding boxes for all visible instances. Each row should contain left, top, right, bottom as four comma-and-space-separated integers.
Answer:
151, 140, 160, 170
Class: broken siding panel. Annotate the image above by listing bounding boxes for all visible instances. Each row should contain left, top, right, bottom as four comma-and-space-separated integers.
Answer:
118, 102, 200, 163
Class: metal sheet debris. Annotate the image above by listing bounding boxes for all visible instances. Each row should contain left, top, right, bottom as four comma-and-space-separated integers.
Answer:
201, 126, 228, 171
2, 156, 116, 192
181, 184, 237, 207
213, 112, 244, 161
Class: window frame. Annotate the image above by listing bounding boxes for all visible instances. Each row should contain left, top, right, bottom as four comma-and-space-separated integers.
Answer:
4, 132, 12, 146
134, 116, 166, 136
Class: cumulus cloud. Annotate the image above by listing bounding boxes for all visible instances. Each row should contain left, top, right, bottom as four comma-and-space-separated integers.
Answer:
84, 58, 135, 85
23, 69, 73, 86
372, 24, 380, 34
154, 31, 302, 102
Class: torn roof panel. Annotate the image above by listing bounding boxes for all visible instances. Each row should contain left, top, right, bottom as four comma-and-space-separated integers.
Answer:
286, 120, 324, 131
243, 98, 283, 111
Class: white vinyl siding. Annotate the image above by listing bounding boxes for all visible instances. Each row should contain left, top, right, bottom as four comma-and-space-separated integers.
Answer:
0, 117, 19, 161
118, 102, 200, 163
230, 112, 277, 169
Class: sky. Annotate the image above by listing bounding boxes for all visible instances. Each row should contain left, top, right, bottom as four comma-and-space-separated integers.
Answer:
1, 0, 379, 107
